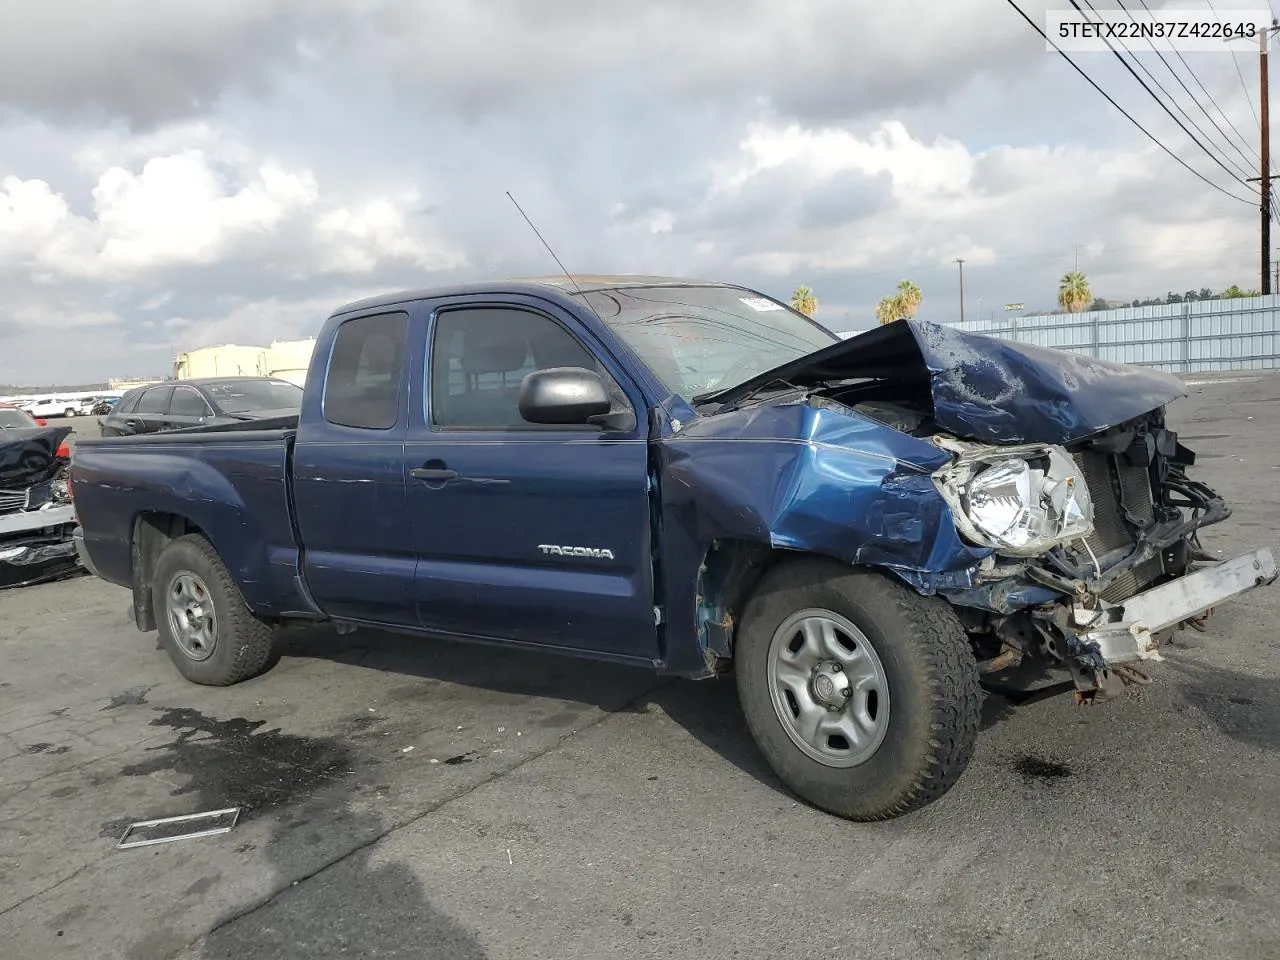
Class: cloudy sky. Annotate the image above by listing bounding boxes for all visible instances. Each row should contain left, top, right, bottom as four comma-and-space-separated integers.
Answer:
0, 0, 1274, 384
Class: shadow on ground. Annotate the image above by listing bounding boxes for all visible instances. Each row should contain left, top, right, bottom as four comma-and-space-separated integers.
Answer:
273, 623, 1056, 807
195, 805, 488, 960
278, 623, 788, 795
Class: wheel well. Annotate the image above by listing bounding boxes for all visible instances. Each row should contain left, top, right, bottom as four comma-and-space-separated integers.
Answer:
695, 539, 785, 667
131, 512, 207, 631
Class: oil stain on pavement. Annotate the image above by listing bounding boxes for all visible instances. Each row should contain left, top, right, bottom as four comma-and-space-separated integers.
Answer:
1012, 754, 1073, 780
100, 706, 354, 835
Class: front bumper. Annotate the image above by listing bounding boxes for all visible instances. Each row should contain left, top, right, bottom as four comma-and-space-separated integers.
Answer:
1081, 547, 1277, 664
0, 504, 80, 589
0, 503, 76, 537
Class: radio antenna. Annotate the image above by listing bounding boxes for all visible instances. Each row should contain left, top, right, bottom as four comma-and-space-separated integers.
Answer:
505, 190, 597, 308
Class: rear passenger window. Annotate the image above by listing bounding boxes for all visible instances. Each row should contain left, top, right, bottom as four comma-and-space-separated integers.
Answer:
136, 387, 172, 414
170, 388, 211, 417
115, 392, 142, 415
324, 312, 409, 430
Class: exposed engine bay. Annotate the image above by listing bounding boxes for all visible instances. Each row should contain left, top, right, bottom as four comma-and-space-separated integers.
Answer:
835, 392, 1253, 703
691, 316, 1275, 704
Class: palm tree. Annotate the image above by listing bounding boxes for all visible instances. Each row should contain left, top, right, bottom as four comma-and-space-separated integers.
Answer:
895, 279, 922, 317
791, 285, 817, 317
1058, 272, 1091, 313
875, 296, 902, 326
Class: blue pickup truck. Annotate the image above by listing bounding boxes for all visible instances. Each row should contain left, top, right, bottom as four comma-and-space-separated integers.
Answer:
70, 275, 1275, 820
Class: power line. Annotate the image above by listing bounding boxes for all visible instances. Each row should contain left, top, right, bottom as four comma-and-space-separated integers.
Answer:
1002, 0, 1256, 205
1127, 0, 1261, 167
1206, 0, 1263, 131
1088, 0, 1256, 180
1070, 0, 1256, 187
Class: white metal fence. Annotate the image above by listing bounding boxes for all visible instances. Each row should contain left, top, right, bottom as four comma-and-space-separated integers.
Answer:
950, 295, 1280, 373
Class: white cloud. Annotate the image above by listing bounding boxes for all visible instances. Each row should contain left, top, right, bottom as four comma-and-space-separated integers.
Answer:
314, 196, 466, 275
696, 116, 1255, 294
713, 121, 974, 199
90, 154, 319, 274
0, 139, 463, 283
0, 177, 69, 255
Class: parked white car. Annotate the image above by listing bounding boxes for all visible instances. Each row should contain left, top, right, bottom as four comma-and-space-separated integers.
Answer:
24, 397, 82, 418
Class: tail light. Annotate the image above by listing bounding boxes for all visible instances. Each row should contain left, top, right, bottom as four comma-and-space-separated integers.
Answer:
57, 441, 71, 459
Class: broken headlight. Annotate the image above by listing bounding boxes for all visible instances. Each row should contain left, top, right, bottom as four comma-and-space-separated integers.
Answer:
936, 443, 1094, 557
22, 478, 71, 510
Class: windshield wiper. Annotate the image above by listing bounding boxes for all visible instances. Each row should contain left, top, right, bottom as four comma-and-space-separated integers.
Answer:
694, 377, 801, 412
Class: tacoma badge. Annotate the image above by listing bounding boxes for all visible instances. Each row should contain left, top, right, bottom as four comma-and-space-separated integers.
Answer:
538, 544, 615, 560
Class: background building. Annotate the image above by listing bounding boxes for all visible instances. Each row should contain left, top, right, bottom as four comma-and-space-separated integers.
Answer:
264, 339, 316, 386
173, 345, 268, 380
172, 339, 317, 385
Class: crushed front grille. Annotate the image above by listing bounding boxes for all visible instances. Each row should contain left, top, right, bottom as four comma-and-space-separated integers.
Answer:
0, 489, 26, 516
1071, 450, 1163, 602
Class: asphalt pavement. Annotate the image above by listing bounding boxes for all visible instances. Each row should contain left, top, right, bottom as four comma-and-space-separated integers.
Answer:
2, 378, 1278, 960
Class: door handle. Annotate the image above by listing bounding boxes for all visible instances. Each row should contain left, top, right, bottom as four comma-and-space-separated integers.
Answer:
411, 467, 458, 482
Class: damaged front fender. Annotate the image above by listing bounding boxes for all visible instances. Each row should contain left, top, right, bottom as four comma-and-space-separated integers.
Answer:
653, 399, 994, 675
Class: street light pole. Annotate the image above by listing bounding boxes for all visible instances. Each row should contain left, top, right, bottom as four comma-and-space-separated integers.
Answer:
956, 259, 966, 323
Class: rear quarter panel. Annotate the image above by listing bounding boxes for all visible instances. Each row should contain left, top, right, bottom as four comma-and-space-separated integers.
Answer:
72, 431, 311, 615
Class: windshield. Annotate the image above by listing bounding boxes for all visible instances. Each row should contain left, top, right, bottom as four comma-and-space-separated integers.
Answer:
575, 285, 838, 400
0, 408, 34, 428
205, 380, 303, 415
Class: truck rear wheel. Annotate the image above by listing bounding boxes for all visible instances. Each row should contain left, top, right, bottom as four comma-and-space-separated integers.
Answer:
152, 534, 280, 686
734, 558, 981, 821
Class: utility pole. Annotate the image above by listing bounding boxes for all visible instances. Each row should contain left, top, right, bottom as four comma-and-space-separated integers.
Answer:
1263, 24, 1271, 294
956, 258, 966, 323
1247, 25, 1277, 293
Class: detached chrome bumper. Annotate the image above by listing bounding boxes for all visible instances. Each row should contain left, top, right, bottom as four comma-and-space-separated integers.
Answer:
0, 503, 76, 537
1082, 547, 1277, 664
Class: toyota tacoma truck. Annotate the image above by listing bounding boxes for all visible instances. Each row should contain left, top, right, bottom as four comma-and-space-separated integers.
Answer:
68, 275, 1276, 821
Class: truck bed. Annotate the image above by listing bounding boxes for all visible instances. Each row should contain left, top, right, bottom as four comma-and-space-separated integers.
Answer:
71, 425, 314, 618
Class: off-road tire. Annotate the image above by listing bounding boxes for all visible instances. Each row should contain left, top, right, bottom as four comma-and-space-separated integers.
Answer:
735, 557, 982, 821
152, 534, 280, 686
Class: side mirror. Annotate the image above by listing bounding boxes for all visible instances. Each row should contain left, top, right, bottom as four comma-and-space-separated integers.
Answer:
519, 367, 611, 425
35, 418, 47, 426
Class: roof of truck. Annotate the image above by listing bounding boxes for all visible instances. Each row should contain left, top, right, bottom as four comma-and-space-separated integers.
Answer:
329, 274, 739, 318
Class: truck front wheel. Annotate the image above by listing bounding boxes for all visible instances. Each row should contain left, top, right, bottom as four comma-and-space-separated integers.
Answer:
152, 534, 280, 686
734, 558, 981, 821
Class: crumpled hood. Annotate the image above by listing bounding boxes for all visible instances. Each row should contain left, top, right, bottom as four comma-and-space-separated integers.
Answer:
701, 319, 1187, 445
0, 426, 71, 488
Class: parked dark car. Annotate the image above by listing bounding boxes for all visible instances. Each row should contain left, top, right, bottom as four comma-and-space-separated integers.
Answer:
100, 377, 303, 437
